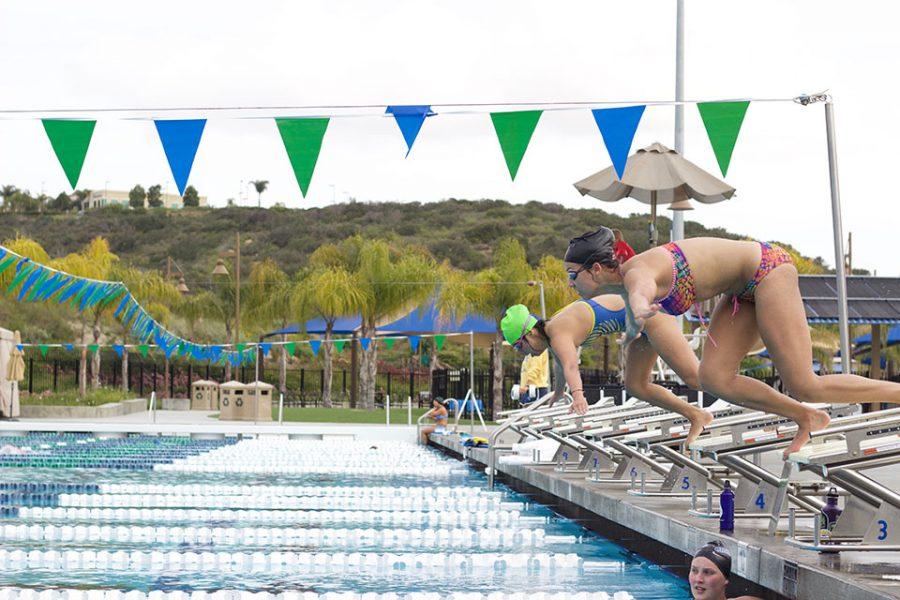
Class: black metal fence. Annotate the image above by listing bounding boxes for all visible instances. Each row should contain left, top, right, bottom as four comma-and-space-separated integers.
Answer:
21, 353, 732, 419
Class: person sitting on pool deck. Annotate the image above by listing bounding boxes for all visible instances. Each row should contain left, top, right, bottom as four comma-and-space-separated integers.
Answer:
563, 227, 900, 456
689, 542, 761, 600
501, 295, 712, 446
420, 399, 449, 444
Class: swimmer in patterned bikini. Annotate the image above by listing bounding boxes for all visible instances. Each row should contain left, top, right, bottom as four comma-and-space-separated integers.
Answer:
563, 227, 900, 456
502, 294, 712, 447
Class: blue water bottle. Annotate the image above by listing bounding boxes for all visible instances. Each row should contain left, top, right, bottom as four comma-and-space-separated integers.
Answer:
720, 480, 735, 533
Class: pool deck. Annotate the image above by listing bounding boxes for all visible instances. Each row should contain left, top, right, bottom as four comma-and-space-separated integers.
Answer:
429, 433, 900, 600
0, 410, 419, 442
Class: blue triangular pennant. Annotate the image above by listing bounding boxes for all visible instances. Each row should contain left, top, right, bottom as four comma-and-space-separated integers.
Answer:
17, 267, 44, 301
64, 343, 74, 351
154, 119, 207, 196
591, 105, 646, 180
408, 335, 420, 352
309, 339, 321, 356
112, 344, 124, 358
260, 342, 271, 357
385, 105, 434, 157
359, 337, 372, 351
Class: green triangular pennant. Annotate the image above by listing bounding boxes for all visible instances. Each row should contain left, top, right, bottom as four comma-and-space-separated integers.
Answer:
384, 338, 396, 350
334, 340, 345, 353
275, 118, 330, 197
236, 343, 246, 353
39, 345, 49, 358
138, 344, 149, 358
284, 342, 296, 355
696, 101, 750, 177
87, 344, 99, 354
434, 334, 446, 351
41, 119, 97, 189
489, 110, 542, 180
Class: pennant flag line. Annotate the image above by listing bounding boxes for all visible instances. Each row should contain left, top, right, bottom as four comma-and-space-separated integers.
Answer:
591, 105, 646, 180
490, 110, 542, 181
696, 101, 750, 177
42, 119, 96, 190
154, 119, 207, 196
276, 118, 329, 197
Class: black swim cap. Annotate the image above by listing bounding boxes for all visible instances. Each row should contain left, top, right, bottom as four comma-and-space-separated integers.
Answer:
564, 226, 617, 267
693, 542, 731, 579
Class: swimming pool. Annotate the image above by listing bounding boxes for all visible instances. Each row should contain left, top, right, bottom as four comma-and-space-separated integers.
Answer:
0, 434, 691, 599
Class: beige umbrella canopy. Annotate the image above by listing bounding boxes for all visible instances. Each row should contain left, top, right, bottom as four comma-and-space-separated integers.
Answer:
573, 142, 736, 245
7, 331, 25, 382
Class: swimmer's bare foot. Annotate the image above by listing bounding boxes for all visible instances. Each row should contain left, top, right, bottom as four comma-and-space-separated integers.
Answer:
783, 409, 831, 459
685, 410, 714, 449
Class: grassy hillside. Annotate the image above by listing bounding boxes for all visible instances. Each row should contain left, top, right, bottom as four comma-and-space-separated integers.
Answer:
0, 200, 827, 279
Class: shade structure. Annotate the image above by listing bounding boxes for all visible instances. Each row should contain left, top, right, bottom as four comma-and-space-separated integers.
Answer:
573, 142, 736, 244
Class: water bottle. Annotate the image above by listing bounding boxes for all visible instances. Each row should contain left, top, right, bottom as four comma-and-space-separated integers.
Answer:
821, 487, 842, 531
719, 480, 735, 533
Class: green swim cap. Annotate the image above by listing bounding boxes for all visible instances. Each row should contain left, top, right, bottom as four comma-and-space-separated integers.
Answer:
501, 304, 539, 345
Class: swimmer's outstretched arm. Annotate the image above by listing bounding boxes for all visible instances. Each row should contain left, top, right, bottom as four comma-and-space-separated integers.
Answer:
622, 267, 661, 344
549, 334, 588, 415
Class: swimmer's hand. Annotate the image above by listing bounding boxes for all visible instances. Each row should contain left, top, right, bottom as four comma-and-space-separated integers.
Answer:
633, 302, 661, 321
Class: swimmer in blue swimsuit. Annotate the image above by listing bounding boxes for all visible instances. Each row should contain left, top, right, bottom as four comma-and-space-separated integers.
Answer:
502, 294, 712, 447
420, 399, 449, 444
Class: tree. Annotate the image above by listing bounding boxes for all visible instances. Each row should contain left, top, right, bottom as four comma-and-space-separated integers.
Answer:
1, 185, 18, 211
250, 180, 269, 208
115, 267, 181, 393
293, 264, 368, 408
245, 259, 293, 395
183, 186, 200, 208
343, 237, 437, 410
48, 193, 73, 212
128, 185, 147, 209
147, 185, 163, 208
53, 237, 120, 394
72, 189, 91, 211
441, 238, 531, 417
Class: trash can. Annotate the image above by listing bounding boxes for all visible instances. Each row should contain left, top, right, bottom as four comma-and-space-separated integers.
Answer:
219, 381, 248, 420
245, 381, 274, 421
190, 379, 220, 410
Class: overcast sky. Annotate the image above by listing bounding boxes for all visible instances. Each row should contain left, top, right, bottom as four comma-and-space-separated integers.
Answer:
1, 1, 897, 274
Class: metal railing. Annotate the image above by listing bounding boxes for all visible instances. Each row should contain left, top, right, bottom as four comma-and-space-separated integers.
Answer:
486, 391, 571, 489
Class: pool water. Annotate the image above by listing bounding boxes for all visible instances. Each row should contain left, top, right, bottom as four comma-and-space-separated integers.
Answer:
0, 434, 692, 599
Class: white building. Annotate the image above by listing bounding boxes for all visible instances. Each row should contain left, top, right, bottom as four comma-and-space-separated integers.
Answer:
80, 189, 208, 210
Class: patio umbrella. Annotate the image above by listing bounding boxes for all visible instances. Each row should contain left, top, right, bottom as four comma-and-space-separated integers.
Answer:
573, 142, 736, 245
6, 331, 24, 382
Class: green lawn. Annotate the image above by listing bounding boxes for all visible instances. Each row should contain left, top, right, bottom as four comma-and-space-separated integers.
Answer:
208, 406, 495, 424
206, 407, 434, 424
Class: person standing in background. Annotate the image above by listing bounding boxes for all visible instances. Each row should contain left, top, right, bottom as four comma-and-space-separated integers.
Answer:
519, 350, 550, 404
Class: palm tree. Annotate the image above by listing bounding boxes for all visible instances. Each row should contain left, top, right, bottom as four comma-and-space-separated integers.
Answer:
245, 259, 293, 394
0, 185, 18, 212
343, 237, 437, 410
443, 238, 531, 417
53, 237, 120, 395
116, 266, 182, 393
250, 180, 269, 209
293, 263, 368, 408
